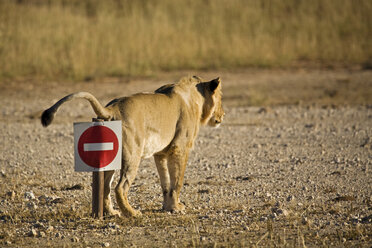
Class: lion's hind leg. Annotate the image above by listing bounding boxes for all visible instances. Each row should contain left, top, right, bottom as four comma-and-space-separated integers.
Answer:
103, 170, 121, 217
115, 156, 142, 217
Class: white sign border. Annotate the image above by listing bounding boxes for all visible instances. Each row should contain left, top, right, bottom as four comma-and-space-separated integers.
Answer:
73, 120, 122, 172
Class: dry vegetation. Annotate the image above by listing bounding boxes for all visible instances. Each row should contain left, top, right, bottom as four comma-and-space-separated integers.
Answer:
0, 0, 371, 80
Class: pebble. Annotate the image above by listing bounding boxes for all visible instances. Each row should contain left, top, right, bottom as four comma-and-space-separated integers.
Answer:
287, 195, 295, 202
272, 207, 289, 217
334, 157, 342, 164
260, 216, 268, 222
71, 237, 80, 242
38, 195, 55, 204
257, 107, 267, 114
282, 209, 289, 216
27, 201, 38, 210
102, 242, 110, 247
55, 232, 64, 238
302, 217, 308, 225
307, 195, 315, 200
51, 198, 65, 204
253, 144, 261, 148
33, 222, 44, 228
6, 191, 16, 200
28, 228, 38, 237
24, 191, 36, 201
107, 223, 120, 229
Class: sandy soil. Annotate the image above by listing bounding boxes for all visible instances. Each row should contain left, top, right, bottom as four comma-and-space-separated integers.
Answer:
0, 69, 371, 247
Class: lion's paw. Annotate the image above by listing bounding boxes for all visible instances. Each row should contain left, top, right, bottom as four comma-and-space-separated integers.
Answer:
123, 208, 142, 218
104, 209, 121, 217
164, 202, 185, 212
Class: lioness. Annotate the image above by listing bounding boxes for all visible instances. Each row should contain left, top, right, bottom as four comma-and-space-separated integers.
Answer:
41, 76, 224, 217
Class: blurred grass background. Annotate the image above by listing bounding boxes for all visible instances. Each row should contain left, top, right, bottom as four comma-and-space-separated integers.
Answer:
0, 0, 371, 80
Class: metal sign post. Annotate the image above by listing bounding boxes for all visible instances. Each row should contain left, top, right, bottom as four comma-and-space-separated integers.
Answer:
92, 118, 104, 218
92, 169, 104, 218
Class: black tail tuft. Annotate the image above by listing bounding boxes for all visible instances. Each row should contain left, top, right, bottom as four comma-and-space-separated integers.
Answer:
41, 108, 55, 127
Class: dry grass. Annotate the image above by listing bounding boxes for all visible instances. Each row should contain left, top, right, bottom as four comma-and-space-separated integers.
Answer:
0, 0, 371, 80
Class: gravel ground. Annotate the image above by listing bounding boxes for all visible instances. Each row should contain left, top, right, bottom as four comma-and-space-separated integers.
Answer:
0, 69, 371, 247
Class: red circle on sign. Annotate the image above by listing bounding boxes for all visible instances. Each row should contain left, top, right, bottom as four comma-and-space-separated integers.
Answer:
78, 125, 119, 168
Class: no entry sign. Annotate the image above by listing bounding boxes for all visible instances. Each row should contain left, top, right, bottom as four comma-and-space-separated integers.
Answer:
74, 120, 122, 172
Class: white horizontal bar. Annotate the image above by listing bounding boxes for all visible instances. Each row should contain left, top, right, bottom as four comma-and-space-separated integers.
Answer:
84, 142, 113, 151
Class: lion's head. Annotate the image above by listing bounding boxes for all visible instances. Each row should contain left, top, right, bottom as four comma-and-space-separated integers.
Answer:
197, 77, 225, 127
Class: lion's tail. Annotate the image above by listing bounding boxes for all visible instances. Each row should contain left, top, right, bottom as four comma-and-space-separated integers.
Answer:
41, 92, 112, 127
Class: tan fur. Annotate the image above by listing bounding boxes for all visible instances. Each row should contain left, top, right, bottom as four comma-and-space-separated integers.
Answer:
41, 76, 224, 217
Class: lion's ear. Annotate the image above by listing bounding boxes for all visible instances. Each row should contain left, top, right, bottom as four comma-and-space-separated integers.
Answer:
192, 75, 202, 82
209, 77, 220, 92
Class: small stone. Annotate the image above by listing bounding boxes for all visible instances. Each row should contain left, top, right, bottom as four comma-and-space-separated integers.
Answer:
6, 191, 16, 200
272, 207, 289, 217
33, 222, 44, 228
102, 242, 110, 247
62, 184, 84, 191
51, 198, 64, 204
334, 157, 342, 164
39, 231, 46, 238
260, 216, 268, 222
282, 209, 289, 216
71, 237, 79, 242
302, 217, 308, 225
27, 202, 38, 210
361, 215, 372, 224
38, 195, 54, 204
287, 195, 295, 202
28, 228, 38, 237
107, 223, 120, 229
253, 143, 261, 148
307, 195, 315, 200
257, 107, 267, 114
46, 226, 54, 233
24, 192, 35, 201
198, 215, 210, 220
